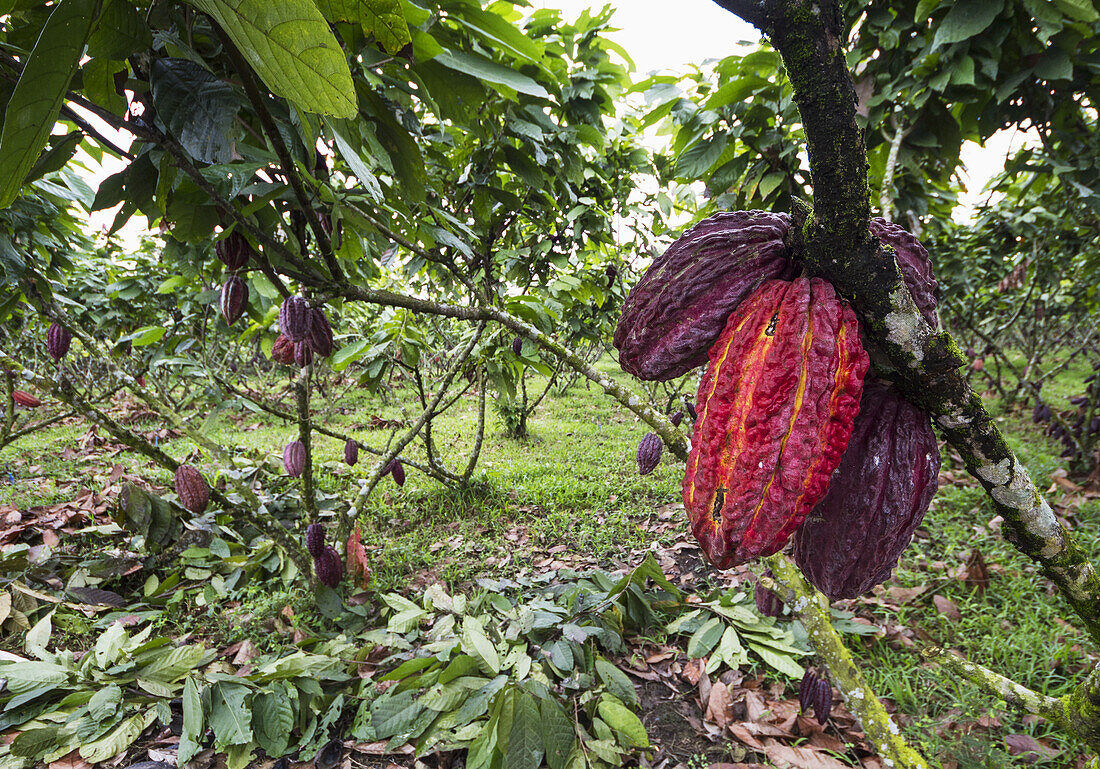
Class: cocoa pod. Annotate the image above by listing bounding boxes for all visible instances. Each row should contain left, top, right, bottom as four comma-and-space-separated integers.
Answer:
316, 545, 343, 587
615, 211, 794, 381
306, 522, 325, 558
637, 432, 662, 475
869, 218, 939, 328
46, 322, 71, 361
683, 278, 868, 569
670, 411, 683, 427
271, 334, 296, 364
284, 440, 306, 477
306, 307, 334, 358
215, 230, 252, 271
385, 458, 406, 486
174, 465, 209, 514
754, 578, 783, 617
685, 402, 697, 421
512, 337, 523, 355
220, 275, 249, 326
344, 438, 359, 466
294, 340, 313, 368
792, 380, 939, 599
279, 295, 313, 342
799, 669, 832, 724
12, 390, 41, 408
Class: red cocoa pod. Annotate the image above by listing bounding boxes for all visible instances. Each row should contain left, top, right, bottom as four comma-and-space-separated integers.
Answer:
12, 390, 41, 408
306, 307, 334, 358
683, 278, 868, 569
792, 380, 940, 599
174, 465, 209, 514
279, 295, 313, 343
512, 337, 523, 355
284, 440, 306, 477
670, 411, 684, 427
220, 275, 249, 326
869, 218, 939, 328
344, 438, 359, 466
294, 340, 313, 367
615, 211, 795, 381
215, 230, 252, 271
46, 322, 71, 362
271, 334, 296, 364
316, 545, 343, 587
385, 458, 406, 486
637, 432, 662, 475
306, 522, 325, 558
754, 579, 784, 617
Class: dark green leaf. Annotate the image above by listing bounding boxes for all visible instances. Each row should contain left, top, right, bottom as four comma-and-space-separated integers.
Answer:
151, 58, 240, 164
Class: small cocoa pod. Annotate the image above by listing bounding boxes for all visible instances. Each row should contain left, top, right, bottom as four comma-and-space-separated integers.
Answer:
637, 432, 662, 475
271, 334, 296, 364
385, 458, 405, 486
615, 211, 794, 381
306, 307, 334, 358
683, 278, 868, 569
306, 522, 325, 558
344, 438, 359, 466
284, 440, 306, 477
316, 545, 343, 587
279, 295, 313, 342
512, 337, 523, 355
792, 380, 940, 599
220, 275, 249, 326
174, 465, 209, 514
12, 390, 41, 408
670, 411, 683, 427
215, 230, 252, 271
869, 218, 939, 328
605, 263, 617, 283
685, 401, 697, 421
813, 676, 833, 724
46, 322, 71, 361
754, 578, 783, 617
294, 341, 313, 368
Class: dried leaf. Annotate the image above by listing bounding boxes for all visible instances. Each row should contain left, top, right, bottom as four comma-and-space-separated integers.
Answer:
932, 594, 962, 620
345, 525, 371, 590
704, 681, 734, 728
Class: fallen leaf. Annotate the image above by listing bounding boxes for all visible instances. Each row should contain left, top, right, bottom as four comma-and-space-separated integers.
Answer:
933, 594, 962, 620
762, 740, 852, 768
705, 681, 734, 728
963, 549, 990, 592
1005, 733, 1061, 762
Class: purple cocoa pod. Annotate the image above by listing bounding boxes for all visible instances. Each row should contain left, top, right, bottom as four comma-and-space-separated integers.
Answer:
799, 669, 818, 715
512, 337, 523, 355
754, 578, 784, 617
637, 432, 662, 476
306, 522, 325, 558
294, 340, 313, 368
385, 458, 406, 486
174, 465, 209, 514
306, 307, 334, 358
279, 295, 313, 342
316, 545, 343, 587
344, 438, 359, 466
685, 401, 697, 421
670, 411, 684, 427
813, 676, 833, 724
284, 440, 306, 477
869, 218, 940, 328
46, 322, 72, 361
215, 230, 252, 271
220, 275, 249, 326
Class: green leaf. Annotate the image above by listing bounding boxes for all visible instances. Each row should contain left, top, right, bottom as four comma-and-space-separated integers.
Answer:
434, 50, 549, 99
1053, 0, 1099, 21
0, 0, 98, 208
686, 616, 724, 659
505, 689, 543, 769
80, 709, 157, 763
11, 728, 63, 760
931, 0, 1004, 48
88, 684, 123, 723
211, 683, 253, 746
179, 677, 204, 763
86, 0, 153, 59
462, 615, 501, 675
540, 698, 574, 769
139, 645, 206, 682
746, 640, 805, 678
188, 0, 357, 117
150, 58, 240, 164
595, 659, 637, 708
597, 696, 648, 749
0, 661, 69, 694
315, 0, 410, 53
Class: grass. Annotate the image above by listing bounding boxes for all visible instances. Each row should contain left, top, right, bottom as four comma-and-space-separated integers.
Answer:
2, 352, 1097, 767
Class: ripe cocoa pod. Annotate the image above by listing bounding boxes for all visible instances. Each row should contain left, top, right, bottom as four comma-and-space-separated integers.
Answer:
279, 295, 313, 342
344, 438, 359, 466
316, 545, 343, 587
799, 669, 832, 724
306, 522, 325, 558
284, 440, 306, 477
306, 307, 334, 358
792, 380, 939, 599
12, 390, 41, 408
637, 432, 662, 475
220, 275, 249, 326
294, 340, 313, 368
46, 322, 71, 362
512, 337, 523, 356
615, 211, 794, 381
670, 411, 684, 427
754, 578, 783, 617
215, 230, 252, 271
683, 278, 868, 569
174, 465, 209, 514
385, 458, 406, 486
685, 402, 697, 421
869, 218, 939, 328
271, 334, 296, 364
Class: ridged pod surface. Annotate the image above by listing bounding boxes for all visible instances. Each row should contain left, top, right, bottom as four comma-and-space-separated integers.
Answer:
174, 465, 209, 514
793, 380, 940, 599
279, 296, 313, 342
294, 340, 313, 368
316, 545, 343, 587
306, 523, 325, 558
47, 323, 71, 362
13, 390, 41, 408
271, 334, 296, 364
306, 307, 334, 358
683, 278, 868, 569
615, 211, 794, 381
869, 218, 939, 328
284, 440, 306, 477
386, 458, 406, 486
215, 230, 252, 271
637, 433, 662, 476
344, 438, 359, 466
754, 579, 784, 617
799, 669, 832, 725
220, 275, 249, 326
512, 337, 523, 356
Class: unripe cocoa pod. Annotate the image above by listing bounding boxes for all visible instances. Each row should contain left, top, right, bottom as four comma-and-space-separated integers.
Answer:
306, 522, 325, 558
215, 230, 252, 271
385, 458, 405, 486
316, 545, 343, 587
637, 433, 662, 475
512, 337, 523, 355
220, 275, 249, 326
279, 295, 313, 342
754, 578, 783, 617
306, 307, 334, 358
344, 438, 359, 466
284, 440, 306, 477
46, 322, 71, 361
683, 278, 867, 569
174, 465, 209, 514
12, 390, 41, 408
271, 334, 296, 364
670, 411, 683, 427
